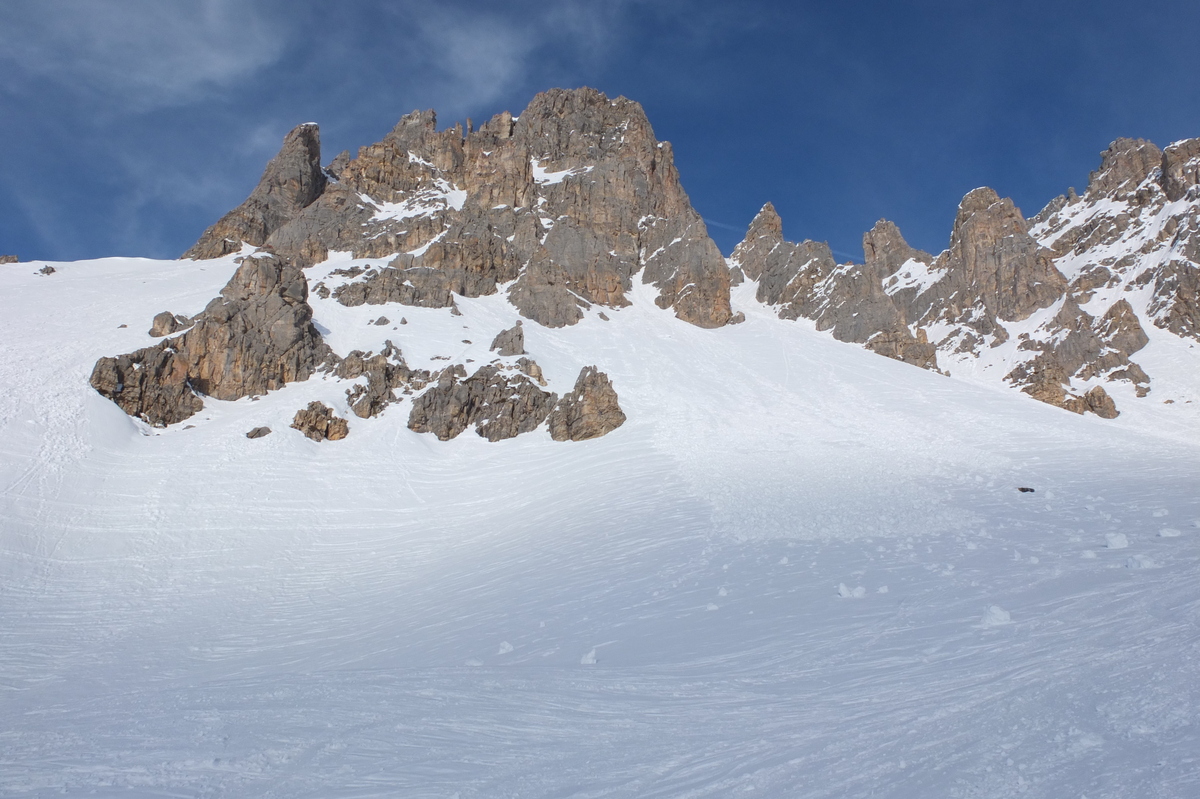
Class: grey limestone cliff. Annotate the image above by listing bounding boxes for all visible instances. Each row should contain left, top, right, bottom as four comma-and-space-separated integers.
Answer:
185, 88, 731, 331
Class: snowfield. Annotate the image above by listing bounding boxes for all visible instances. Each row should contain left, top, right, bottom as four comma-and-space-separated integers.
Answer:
2, 255, 1199, 798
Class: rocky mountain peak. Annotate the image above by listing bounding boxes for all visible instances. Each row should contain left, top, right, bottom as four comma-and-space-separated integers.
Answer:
184, 123, 326, 260
186, 87, 730, 330
748, 202, 784, 240
1085, 137, 1162, 199
1161, 137, 1200, 201
949, 187, 1035, 250
862, 220, 930, 274
942, 187, 1065, 323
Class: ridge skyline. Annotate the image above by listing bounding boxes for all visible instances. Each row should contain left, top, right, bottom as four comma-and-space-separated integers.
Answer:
5, 0, 1200, 264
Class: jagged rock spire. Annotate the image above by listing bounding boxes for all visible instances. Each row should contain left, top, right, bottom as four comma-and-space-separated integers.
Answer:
185, 123, 327, 259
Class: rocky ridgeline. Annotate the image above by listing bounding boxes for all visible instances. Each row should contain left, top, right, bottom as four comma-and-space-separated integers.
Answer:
185, 87, 731, 329
93, 88, 1200, 429
733, 136, 1200, 417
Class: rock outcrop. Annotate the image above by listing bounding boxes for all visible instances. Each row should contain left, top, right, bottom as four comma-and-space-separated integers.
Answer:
731, 206, 937, 369
149, 311, 191, 337
490, 322, 525, 356
0, 255, 18, 264
188, 88, 731, 329
91, 252, 332, 426
547, 366, 626, 441
291, 401, 349, 441
407, 363, 557, 442
184, 124, 327, 259
89, 342, 204, 426
335, 341, 433, 419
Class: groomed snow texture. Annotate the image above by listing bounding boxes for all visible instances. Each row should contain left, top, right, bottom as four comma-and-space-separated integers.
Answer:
3, 254, 1200, 798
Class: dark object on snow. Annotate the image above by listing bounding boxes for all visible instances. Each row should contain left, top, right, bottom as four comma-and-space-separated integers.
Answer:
1017, 486, 1036, 493
38, 265, 56, 275
246, 426, 272, 439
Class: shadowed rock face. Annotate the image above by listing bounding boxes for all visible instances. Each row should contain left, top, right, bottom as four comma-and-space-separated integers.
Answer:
406, 361, 627, 443
185, 124, 326, 259
1161, 138, 1200, 202
186, 88, 731, 329
90, 253, 333, 426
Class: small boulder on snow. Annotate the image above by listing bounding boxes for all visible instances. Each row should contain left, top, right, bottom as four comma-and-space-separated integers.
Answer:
291, 401, 349, 441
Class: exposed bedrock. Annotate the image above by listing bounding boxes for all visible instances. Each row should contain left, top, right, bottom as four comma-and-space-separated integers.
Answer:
184, 88, 732, 328
547, 366, 627, 441
90, 253, 333, 426
292, 401, 349, 441
407, 363, 558, 442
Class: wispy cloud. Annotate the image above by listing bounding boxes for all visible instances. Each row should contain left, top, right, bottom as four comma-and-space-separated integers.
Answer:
366, 0, 657, 119
0, 0, 287, 108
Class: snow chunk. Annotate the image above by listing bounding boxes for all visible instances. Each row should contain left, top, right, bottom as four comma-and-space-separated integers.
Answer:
838, 583, 866, 598
580, 648, 597, 665
884, 258, 946, 297
531, 158, 594, 185
1105, 533, 1129, 549
981, 605, 1012, 626
365, 178, 466, 223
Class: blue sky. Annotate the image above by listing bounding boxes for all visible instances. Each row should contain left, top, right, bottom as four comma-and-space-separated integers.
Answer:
4, 0, 1200, 263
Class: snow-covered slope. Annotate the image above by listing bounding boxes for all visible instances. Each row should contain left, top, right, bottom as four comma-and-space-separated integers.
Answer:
3, 254, 1200, 797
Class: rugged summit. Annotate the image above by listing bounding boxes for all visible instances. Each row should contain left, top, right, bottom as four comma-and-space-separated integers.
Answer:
185, 124, 326, 260
731, 134, 1200, 417
186, 88, 731, 329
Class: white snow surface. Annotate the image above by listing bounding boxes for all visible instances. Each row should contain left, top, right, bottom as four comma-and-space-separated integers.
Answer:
883, 256, 946, 296
531, 158, 594, 185
3, 255, 1200, 797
